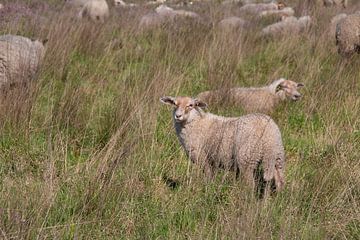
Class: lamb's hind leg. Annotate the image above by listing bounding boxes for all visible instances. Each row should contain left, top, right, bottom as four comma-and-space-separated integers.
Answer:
274, 161, 285, 192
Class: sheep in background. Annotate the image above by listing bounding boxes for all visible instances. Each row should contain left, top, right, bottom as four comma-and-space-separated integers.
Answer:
259, 7, 295, 19
261, 16, 311, 37
197, 78, 304, 115
139, 4, 199, 29
239, 2, 285, 15
160, 96, 286, 192
0, 4, 3, 10
64, 0, 89, 8
218, 17, 249, 31
78, 0, 109, 23
114, 0, 137, 7
0, 35, 46, 88
336, 13, 360, 57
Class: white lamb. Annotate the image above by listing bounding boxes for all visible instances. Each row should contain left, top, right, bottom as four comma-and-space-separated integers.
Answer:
197, 78, 304, 115
160, 96, 286, 191
78, 0, 109, 23
0, 35, 46, 88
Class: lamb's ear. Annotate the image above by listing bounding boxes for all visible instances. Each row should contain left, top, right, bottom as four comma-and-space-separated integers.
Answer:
194, 99, 207, 109
275, 82, 286, 92
160, 96, 176, 106
297, 83, 304, 87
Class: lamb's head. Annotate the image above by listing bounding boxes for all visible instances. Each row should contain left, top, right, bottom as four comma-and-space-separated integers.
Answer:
160, 96, 207, 124
271, 78, 304, 101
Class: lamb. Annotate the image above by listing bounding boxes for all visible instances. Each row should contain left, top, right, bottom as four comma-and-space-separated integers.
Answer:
0, 35, 46, 88
197, 78, 304, 115
336, 13, 360, 57
160, 96, 286, 192
65, 0, 109, 22
261, 16, 311, 37
239, 2, 285, 15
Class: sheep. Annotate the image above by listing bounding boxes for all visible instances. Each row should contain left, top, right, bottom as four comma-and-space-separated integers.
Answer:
64, 0, 90, 8
218, 17, 249, 31
197, 78, 304, 115
139, 13, 166, 29
160, 96, 286, 192
114, 0, 137, 7
78, 0, 109, 23
139, 5, 199, 29
0, 35, 46, 88
239, 2, 285, 15
155, 5, 199, 18
259, 7, 295, 19
261, 16, 311, 37
0, 4, 3, 10
336, 13, 360, 57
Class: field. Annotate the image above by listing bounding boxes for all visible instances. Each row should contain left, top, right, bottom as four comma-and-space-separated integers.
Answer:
0, 0, 359, 239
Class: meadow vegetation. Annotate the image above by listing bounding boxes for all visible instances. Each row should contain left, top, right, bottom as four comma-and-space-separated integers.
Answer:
0, 0, 359, 239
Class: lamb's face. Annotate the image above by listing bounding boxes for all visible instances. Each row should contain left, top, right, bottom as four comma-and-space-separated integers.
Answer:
160, 96, 207, 123
276, 80, 304, 101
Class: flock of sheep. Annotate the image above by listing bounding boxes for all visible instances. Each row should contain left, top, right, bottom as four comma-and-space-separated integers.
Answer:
0, 0, 359, 195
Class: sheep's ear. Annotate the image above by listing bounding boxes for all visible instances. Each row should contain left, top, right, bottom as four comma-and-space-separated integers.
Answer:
297, 83, 304, 87
194, 99, 207, 109
275, 83, 285, 92
160, 96, 176, 106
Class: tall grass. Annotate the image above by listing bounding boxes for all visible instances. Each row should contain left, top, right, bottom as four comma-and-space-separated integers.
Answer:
0, 0, 359, 239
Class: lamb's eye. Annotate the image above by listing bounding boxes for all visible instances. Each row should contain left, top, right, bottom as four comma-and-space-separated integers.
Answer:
188, 104, 193, 108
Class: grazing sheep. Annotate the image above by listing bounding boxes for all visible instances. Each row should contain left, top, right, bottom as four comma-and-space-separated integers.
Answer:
336, 13, 360, 56
261, 16, 311, 37
139, 13, 166, 29
139, 5, 199, 29
218, 17, 249, 31
197, 78, 304, 115
78, 0, 109, 23
155, 4, 199, 18
259, 7, 295, 19
239, 2, 285, 15
0, 35, 46, 88
160, 96, 286, 191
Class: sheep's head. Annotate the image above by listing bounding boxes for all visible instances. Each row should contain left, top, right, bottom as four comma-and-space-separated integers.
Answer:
160, 96, 207, 123
274, 79, 304, 101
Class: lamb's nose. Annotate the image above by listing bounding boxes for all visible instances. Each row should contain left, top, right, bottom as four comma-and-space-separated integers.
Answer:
175, 114, 182, 119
